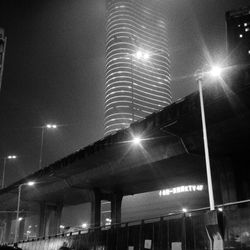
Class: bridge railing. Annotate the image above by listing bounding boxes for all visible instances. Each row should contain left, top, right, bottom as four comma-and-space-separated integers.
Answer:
17, 200, 250, 250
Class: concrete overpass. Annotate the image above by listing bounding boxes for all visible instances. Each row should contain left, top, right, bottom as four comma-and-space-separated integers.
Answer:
0, 67, 250, 241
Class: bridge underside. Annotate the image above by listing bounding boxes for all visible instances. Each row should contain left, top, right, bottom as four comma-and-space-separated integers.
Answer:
0, 69, 250, 240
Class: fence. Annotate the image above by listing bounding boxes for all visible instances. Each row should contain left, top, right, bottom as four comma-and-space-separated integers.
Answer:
17, 201, 250, 250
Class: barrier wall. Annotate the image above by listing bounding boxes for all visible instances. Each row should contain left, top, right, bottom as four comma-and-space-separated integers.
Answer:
18, 203, 250, 250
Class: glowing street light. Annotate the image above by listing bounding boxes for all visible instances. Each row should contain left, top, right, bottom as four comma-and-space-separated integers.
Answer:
1, 155, 17, 189
209, 66, 222, 77
182, 208, 187, 213
39, 124, 57, 169
14, 181, 35, 243
132, 136, 142, 145
81, 223, 88, 229
195, 65, 223, 211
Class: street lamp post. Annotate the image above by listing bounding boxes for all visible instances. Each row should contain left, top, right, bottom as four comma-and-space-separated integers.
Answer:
39, 124, 57, 169
0, 28, 7, 92
195, 66, 222, 211
14, 181, 35, 243
1, 155, 17, 189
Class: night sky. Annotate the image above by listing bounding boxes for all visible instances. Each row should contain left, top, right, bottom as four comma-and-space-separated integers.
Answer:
0, 0, 247, 186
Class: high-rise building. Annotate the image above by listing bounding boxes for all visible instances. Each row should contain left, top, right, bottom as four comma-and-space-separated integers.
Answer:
226, 6, 250, 67
105, 0, 171, 135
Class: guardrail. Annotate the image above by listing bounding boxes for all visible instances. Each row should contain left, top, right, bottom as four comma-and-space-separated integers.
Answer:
13, 200, 250, 250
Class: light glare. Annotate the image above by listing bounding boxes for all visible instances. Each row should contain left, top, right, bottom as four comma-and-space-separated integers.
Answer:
132, 136, 142, 145
182, 208, 187, 213
81, 223, 88, 229
209, 66, 222, 77
7, 155, 17, 159
27, 181, 35, 186
135, 51, 143, 59
46, 124, 57, 129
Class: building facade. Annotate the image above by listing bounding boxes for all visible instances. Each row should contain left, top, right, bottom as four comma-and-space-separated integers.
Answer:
105, 0, 171, 135
226, 6, 250, 67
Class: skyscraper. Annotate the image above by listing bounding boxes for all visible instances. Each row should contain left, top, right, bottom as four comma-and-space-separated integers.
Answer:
105, 0, 171, 135
226, 6, 250, 67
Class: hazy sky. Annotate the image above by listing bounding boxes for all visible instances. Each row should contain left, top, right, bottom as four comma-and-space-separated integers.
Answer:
0, 0, 247, 185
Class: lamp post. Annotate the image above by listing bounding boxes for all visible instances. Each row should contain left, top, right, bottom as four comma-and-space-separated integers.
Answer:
39, 124, 57, 169
195, 66, 222, 211
0, 28, 7, 92
14, 181, 35, 243
1, 155, 17, 189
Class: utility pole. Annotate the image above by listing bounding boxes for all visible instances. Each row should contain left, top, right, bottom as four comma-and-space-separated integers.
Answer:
0, 28, 7, 92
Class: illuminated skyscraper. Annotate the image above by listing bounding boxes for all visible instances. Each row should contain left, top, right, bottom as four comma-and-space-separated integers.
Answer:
226, 6, 250, 67
105, 0, 171, 135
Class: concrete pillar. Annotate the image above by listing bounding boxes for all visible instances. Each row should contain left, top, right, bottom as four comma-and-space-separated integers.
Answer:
38, 202, 46, 237
18, 216, 25, 241
204, 210, 224, 250
39, 202, 63, 237
90, 189, 101, 228
4, 213, 12, 243
111, 192, 123, 225
54, 203, 63, 234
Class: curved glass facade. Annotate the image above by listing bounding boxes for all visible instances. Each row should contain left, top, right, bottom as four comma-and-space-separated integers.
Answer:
105, 0, 171, 135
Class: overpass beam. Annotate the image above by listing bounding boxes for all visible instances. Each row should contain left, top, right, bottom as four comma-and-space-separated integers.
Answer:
111, 193, 123, 225
90, 189, 101, 228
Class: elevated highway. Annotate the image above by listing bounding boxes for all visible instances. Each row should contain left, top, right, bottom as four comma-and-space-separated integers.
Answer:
0, 68, 250, 238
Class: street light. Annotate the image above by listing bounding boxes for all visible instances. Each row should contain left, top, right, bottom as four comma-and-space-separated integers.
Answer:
195, 65, 222, 211
14, 181, 35, 243
132, 136, 142, 145
1, 155, 17, 189
0, 28, 7, 92
39, 124, 57, 169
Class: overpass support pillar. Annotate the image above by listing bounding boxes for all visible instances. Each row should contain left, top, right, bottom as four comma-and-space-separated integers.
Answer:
38, 202, 46, 237
90, 189, 101, 228
111, 193, 123, 225
4, 213, 12, 243
18, 215, 25, 241
38, 202, 63, 237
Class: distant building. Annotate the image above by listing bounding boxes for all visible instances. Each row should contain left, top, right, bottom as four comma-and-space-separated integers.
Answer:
105, 0, 171, 135
226, 6, 250, 67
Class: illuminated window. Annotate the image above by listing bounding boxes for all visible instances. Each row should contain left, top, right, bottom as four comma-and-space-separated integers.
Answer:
245, 28, 249, 32
239, 34, 243, 38
244, 23, 248, 27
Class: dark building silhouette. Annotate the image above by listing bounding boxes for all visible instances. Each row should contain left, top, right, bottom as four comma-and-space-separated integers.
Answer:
226, 6, 250, 67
